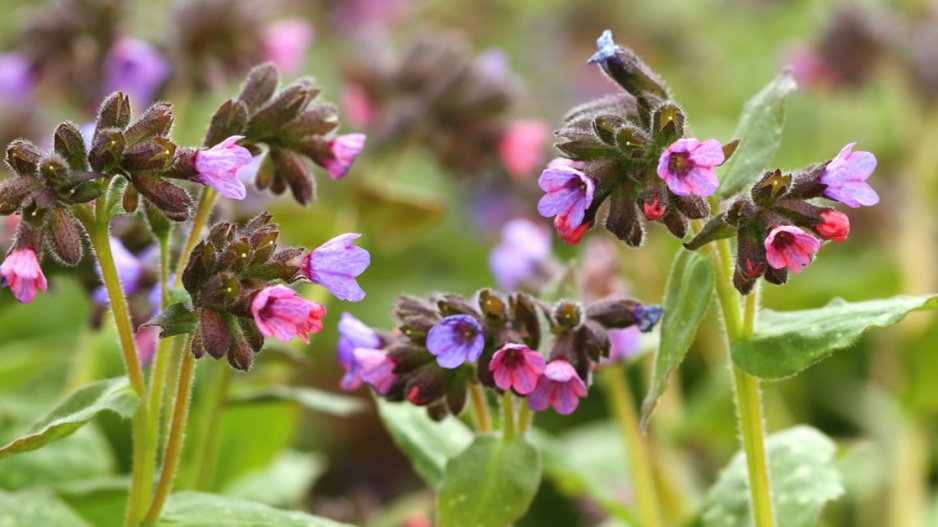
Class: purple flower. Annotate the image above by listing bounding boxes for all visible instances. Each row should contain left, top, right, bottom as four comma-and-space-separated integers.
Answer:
1, 248, 47, 304
656, 138, 724, 197
354, 348, 398, 395
323, 134, 366, 180
587, 30, 619, 66
601, 327, 641, 365
250, 285, 327, 344
764, 225, 820, 274
262, 18, 315, 75
93, 238, 148, 306
489, 344, 545, 395
301, 233, 370, 302
537, 165, 595, 229
104, 39, 169, 107
633, 305, 663, 333
337, 312, 382, 390
193, 136, 253, 200
0, 53, 33, 101
488, 218, 552, 290
135, 327, 159, 367
527, 359, 588, 415
426, 315, 484, 369
819, 143, 878, 208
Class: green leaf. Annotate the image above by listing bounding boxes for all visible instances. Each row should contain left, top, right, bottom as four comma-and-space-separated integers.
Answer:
221, 451, 325, 508
0, 377, 138, 460
229, 386, 364, 417
144, 201, 172, 243
436, 436, 541, 527
732, 295, 938, 380
641, 250, 713, 428
715, 71, 797, 199
0, 489, 92, 526
155, 492, 354, 526
375, 399, 473, 489
0, 426, 115, 490
703, 426, 843, 527
142, 302, 197, 338
105, 176, 129, 219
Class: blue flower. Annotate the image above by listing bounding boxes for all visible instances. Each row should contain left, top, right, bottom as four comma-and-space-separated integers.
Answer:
633, 305, 663, 332
587, 30, 619, 66
301, 233, 371, 302
426, 315, 484, 369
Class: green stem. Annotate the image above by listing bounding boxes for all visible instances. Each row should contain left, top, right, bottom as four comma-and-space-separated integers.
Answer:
173, 188, 217, 288
501, 392, 516, 441
193, 365, 233, 490
517, 402, 533, 434
146, 239, 172, 446
601, 366, 664, 527
145, 337, 197, 523
469, 384, 491, 433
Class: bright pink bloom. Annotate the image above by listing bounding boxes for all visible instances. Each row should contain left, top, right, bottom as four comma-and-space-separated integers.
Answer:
819, 143, 878, 208
554, 215, 590, 245
527, 359, 588, 415
0, 248, 47, 303
341, 84, 376, 128
642, 194, 666, 220
262, 18, 314, 75
250, 285, 327, 344
815, 210, 850, 242
784, 46, 835, 89
354, 348, 398, 395
193, 135, 253, 200
537, 165, 594, 229
323, 134, 366, 180
764, 225, 820, 274
489, 344, 546, 395
656, 138, 724, 197
497, 119, 551, 180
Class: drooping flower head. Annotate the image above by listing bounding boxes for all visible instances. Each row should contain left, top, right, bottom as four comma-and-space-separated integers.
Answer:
819, 143, 878, 208
301, 233, 370, 302
656, 138, 724, 197
537, 165, 595, 229
426, 314, 485, 369
262, 18, 315, 75
497, 119, 551, 180
354, 348, 398, 395
527, 359, 588, 415
489, 344, 546, 395
337, 312, 382, 390
764, 226, 820, 274
0, 248, 47, 304
814, 210, 850, 242
322, 134, 366, 180
488, 218, 552, 290
250, 285, 327, 344
104, 38, 169, 107
193, 135, 254, 200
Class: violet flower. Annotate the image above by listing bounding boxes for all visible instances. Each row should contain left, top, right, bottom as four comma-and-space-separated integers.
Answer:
93, 238, 148, 306
0, 248, 47, 304
336, 312, 382, 390
819, 143, 878, 208
537, 165, 594, 229
354, 348, 398, 395
301, 233, 370, 302
193, 135, 253, 200
601, 326, 642, 365
323, 134, 366, 180
426, 315, 484, 369
488, 218, 552, 290
104, 39, 169, 107
764, 226, 820, 274
262, 18, 315, 75
489, 344, 545, 395
656, 138, 724, 197
527, 359, 588, 415
0, 53, 33, 101
250, 285, 327, 343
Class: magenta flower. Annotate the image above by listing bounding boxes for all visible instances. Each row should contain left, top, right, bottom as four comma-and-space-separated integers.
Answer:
193, 135, 253, 200
601, 327, 642, 365
301, 233, 370, 302
819, 143, 878, 208
554, 215, 590, 245
489, 344, 546, 395
764, 225, 820, 274
656, 138, 724, 197
537, 165, 595, 229
354, 348, 398, 395
426, 315, 484, 369
337, 312, 382, 390
527, 359, 588, 415
497, 119, 550, 180
323, 134, 366, 180
488, 218, 552, 290
0, 248, 47, 304
814, 210, 850, 242
104, 39, 169, 107
341, 84, 376, 128
262, 18, 315, 75
250, 285, 327, 344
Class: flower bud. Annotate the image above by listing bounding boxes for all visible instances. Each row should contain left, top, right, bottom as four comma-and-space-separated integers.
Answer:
814, 210, 850, 242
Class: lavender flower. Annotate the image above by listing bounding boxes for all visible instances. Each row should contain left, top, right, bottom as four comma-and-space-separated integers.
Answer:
537, 165, 595, 229
488, 218, 552, 290
93, 238, 149, 306
819, 143, 878, 208
104, 39, 169, 107
337, 312, 382, 390
601, 327, 641, 365
323, 134, 366, 180
0, 53, 33, 101
354, 348, 398, 395
301, 233, 370, 302
193, 135, 253, 200
426, 315, 484, 369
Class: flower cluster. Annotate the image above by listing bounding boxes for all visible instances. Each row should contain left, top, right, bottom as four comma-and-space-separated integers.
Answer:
341, 289, 662, 419
538, 31, 736, 246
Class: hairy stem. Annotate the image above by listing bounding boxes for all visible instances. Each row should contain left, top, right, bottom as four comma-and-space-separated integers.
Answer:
193, 365, 233, 490
501, 392, 516, 441
173, 187, 217, 288
517, 402, 533, 434
469, 384, 492, 433
600, 366, 664, 527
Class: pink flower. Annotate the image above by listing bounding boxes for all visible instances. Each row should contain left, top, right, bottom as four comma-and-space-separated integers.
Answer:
354, 348, 398, 395
323, 134, 366, 180
341, 84, 376, 128
489, 344, 546, 395
135, 327, 159, 367
262, 18, 315, 75
764, 225, 820, 274
250, 285, 327, 344
656, 138, 724, 197
537, 165, 595, 229
546, 157, 584, 170
1, 248, 47, 304
819, 143, 878, 208
554, 215, 590, 245
642, 194, 666, 220
497, 119, 551, 180
814, 210, 850, 242
601, 326, 642, 365
527, 359, 588, 415
193, 136, 253, 200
